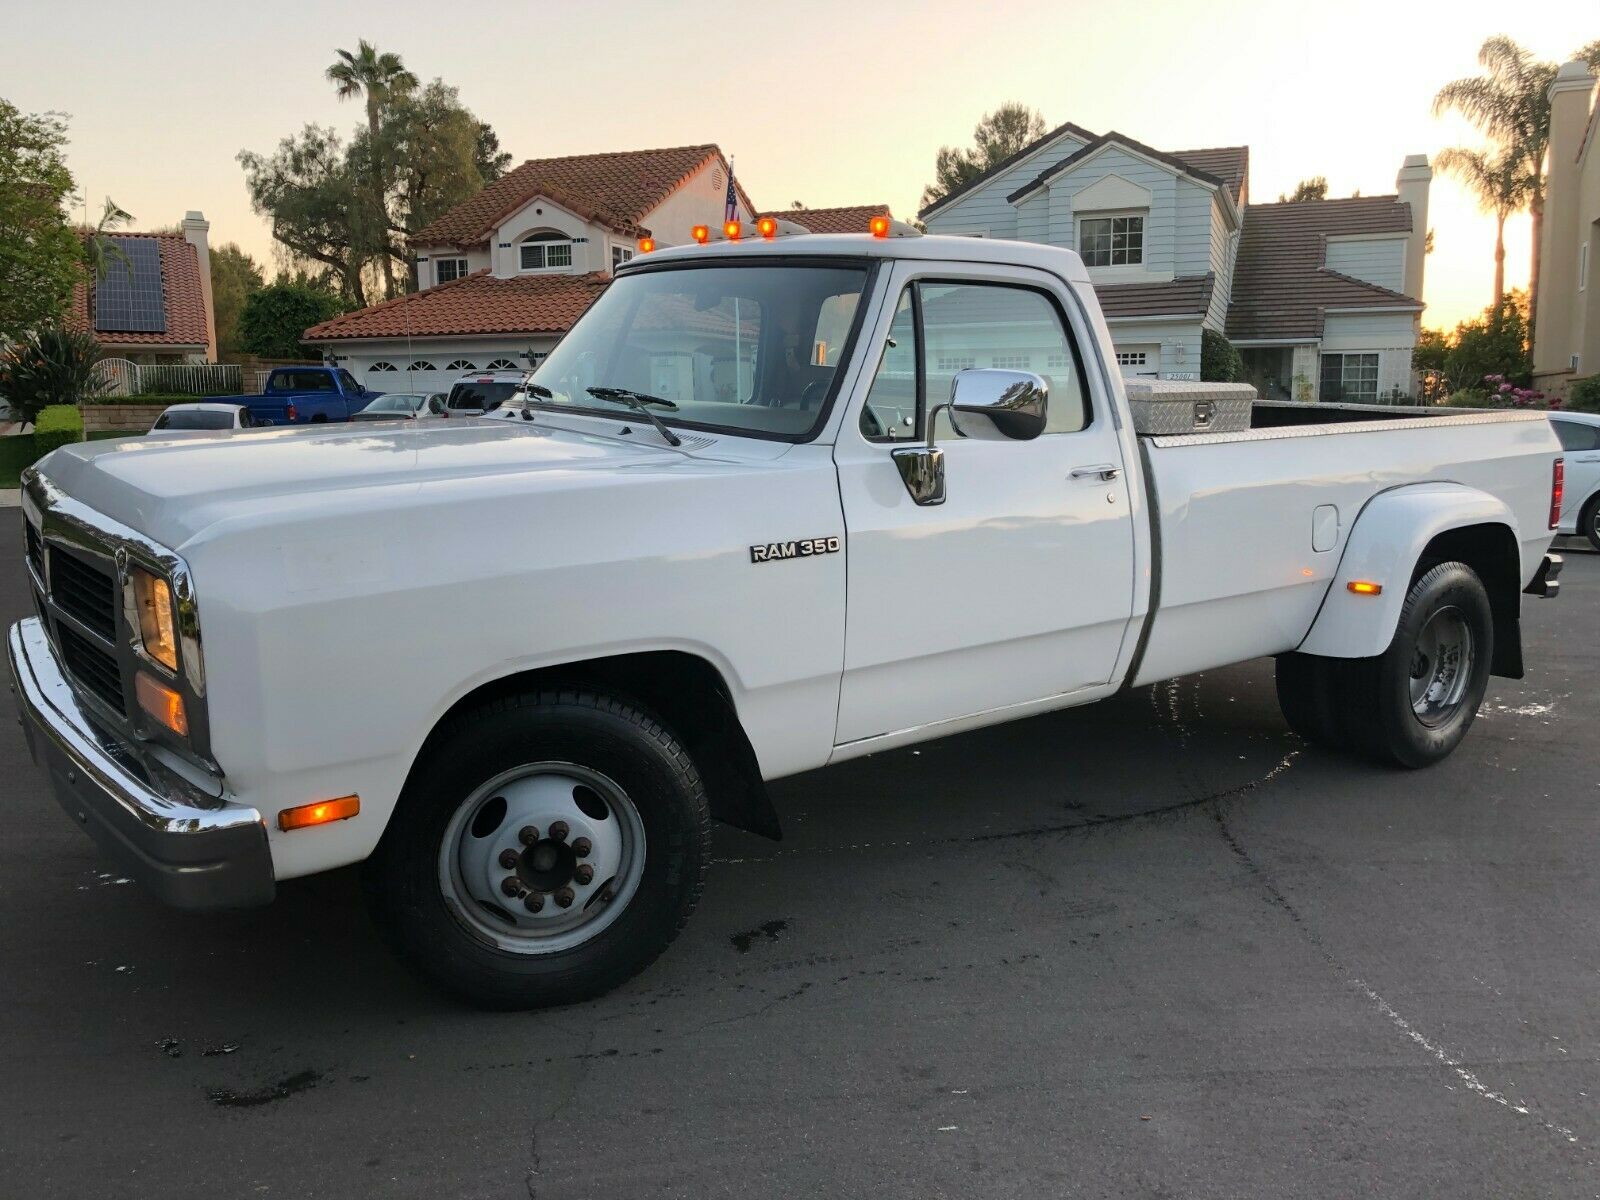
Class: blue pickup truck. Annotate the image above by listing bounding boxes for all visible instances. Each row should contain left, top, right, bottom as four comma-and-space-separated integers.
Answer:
204, 366, 382, 425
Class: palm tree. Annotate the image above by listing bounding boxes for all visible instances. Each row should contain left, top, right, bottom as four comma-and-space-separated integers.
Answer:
1433, 148, 1533, 308
81, 197, 133, 329
1433, 37, 1600, 332
327, 41, 417, 299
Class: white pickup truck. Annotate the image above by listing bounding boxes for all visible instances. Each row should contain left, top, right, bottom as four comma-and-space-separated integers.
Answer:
10, 228, 1566, 1008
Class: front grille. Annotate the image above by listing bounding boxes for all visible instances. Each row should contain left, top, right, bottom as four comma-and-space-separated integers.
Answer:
57, 623, 126, 715
50, 547, 118, 642
24, 521, 42, 574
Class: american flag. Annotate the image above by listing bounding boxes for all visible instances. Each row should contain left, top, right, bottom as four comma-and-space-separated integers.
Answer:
723, 161, 739, 224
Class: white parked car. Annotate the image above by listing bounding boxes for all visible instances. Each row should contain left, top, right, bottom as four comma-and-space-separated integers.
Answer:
443, 371, 528, 417
149, 402, 256, 432
1550, 411, 1600, 549
348, 392, 448, 422
11, 229, 1565, 1009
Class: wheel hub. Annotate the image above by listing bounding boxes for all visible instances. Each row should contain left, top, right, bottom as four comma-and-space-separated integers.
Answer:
1408, 606, 1474, 728
516, 837, 578, 893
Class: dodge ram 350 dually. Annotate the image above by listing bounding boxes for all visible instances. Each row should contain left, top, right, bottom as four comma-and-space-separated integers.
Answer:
10, 227, 1566, 1008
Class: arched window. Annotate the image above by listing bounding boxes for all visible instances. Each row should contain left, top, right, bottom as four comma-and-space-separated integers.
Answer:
486, 358, 519, 370
369, 361, 398, 372
407, 360, 437, 372
445, 359, 477, 372
519, 230, 573, 271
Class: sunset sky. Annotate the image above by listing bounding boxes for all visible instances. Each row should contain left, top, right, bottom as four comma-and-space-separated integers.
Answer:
3, 0, 1595, 331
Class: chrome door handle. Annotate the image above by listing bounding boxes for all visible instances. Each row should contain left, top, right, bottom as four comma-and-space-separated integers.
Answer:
1070, 464, 1121, 481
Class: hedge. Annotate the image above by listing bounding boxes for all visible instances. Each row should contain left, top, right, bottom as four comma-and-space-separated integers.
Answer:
34, 405, 84, 458
0, 435, 37, 488
1567, 376, 1600, 415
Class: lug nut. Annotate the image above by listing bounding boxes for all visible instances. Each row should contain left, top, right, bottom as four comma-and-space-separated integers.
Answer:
549, 821, 569, 842
554, 887, 575, 909
574, 864, 594, 885
498, 849, 520, 869
523, 894, 545, 913
571, 837, 592, 858
518, 825, 539, 846
499, 877, 522, 898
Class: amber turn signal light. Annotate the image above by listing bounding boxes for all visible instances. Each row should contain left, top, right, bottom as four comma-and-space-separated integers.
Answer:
1347, 580, 1383, 596
757, 216, 778, 239
723, 220, 742, 240
691, 224, 710, 244
278, 795, 361, 832
637, 237, 655, 253
135, 671, 188, 737
869, 215, 892, 238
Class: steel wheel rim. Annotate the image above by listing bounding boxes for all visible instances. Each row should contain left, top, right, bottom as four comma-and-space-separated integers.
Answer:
438, 762, 646, 954
1408, 606, 1474, 727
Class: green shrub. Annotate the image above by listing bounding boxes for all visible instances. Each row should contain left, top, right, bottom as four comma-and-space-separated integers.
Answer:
33, 404, 83, 457
0, 434, 38, 488
1565, 375, 1600, 414
1200, 328, 1243, 383
0, 327, 108, 426
1443, 388, 1490, 408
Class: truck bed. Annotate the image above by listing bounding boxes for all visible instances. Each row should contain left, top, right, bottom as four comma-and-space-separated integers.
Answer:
1131, 408, 1556, 685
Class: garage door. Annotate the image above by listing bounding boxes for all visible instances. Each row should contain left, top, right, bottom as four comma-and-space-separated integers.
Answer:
1114, 344, 1161, 378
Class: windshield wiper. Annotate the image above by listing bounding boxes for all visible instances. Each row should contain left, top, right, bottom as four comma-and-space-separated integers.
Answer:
517, 382, 553, 420
585, 386, 682, 447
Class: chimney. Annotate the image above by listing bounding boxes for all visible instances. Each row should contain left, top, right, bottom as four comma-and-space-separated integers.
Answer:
1533, 61, 1596, 378
1395, 154, 1432, 303
181, 210, 217, 362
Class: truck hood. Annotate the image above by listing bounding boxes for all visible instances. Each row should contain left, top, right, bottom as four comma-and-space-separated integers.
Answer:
35, 418, 748, 549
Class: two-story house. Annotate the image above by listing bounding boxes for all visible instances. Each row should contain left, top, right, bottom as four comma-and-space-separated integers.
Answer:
303, 145, 754, 392
920, 123, 1432, 402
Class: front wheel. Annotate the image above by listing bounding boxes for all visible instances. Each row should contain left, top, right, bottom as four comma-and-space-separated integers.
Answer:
1342, 561, 1493, 768
364, 690, 710, 1009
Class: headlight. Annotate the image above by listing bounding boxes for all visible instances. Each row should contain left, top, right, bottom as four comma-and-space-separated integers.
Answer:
131, 567, 178, 671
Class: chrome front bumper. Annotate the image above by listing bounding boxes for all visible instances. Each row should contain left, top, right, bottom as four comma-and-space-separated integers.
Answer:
8, 618, 274, 909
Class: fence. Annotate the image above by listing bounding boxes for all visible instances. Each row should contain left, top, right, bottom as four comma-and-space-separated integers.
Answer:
91, 358, 244, 398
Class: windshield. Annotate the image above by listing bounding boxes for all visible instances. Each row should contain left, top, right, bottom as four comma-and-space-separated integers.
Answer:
366, 393, 424, 412
155, 409, 234, 430
448, 380, 522, 412
529, 262, 871, 440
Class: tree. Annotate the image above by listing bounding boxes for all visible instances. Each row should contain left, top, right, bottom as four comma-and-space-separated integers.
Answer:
79, 196, 134, 328
1433, 147, 1534, 307
237, 280, 348, 360
1278, 176, 1328, 202
1433, 37, 1600, 331
921, 103, 1047, 210
327, 41, 418, 299
209, 243, 265, 356
474, 122, 512, 182
1424, 290, 1533, 396
239, 125, 376, 306
1200, 328, 1243, 382
0, 100, 81, 342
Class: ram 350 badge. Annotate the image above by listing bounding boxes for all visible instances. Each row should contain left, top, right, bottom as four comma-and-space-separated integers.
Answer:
749, 537, 842, 564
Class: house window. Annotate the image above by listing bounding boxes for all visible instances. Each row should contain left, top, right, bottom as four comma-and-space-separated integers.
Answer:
1319, 352, 1380, 403
1079, 215, 1144, 267
520, 232, 573, 271
445, 359, 477, 372
936, 354, 976, 372
992, 354, 1031, 369
1046, 353, 1070, 371
436, 257, 469, 284
1116, 351, 1148, 367
485, 358, 519, 370
1580, 241, 1589, 292
369, 361, 398, 372
407, 360, 437, 372
612, 245, 634, 270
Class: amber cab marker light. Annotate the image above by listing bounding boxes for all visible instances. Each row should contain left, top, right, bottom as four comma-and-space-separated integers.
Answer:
279, 795, 361, 833
691, 224, 710, 244
1347, 580, 1383, 596
757, 216, 778, 240
869, 215, 892, 238
723, 220, 742, 241
637, 237, 655, 254
135, 672, 188, 737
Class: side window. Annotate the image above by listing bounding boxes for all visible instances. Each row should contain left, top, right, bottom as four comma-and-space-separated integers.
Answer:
918, 282, 1088, 435
1553, 420, 1599, 452
339, 369, 362, 394
860, 289, 918, 442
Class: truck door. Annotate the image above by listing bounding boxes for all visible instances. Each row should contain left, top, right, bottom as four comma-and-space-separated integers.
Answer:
831, 265, 1137, 744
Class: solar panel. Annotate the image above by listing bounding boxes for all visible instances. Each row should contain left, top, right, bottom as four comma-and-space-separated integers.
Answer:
93, 237, 166, 333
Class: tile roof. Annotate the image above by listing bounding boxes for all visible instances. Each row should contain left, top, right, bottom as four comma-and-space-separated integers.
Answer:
302, 270, 610, 342
70, 232, 211, 349
1007, 132, 1235, 205
758, 204, 891, 234
918, 119, 1098, 219
1170, 146, 1249, 203
1227, 197, 1420, 341
411, 145, 752, 247
1095, 274, 1215, 319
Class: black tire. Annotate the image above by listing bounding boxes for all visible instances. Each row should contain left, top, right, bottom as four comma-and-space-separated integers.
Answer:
363, 690, 710, 1009
1274, 652, 1348, 749
1582, 494, 1600, 553
1341, 561, 1493, 768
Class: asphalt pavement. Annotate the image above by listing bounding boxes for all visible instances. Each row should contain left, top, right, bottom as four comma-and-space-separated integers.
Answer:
1, 523, 1597, 1199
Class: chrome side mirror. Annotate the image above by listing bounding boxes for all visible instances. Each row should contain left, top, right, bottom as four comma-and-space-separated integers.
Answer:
889, 369, 1049, 506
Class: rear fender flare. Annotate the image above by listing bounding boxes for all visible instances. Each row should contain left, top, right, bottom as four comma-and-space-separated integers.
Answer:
1297, 483, 1519, 660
